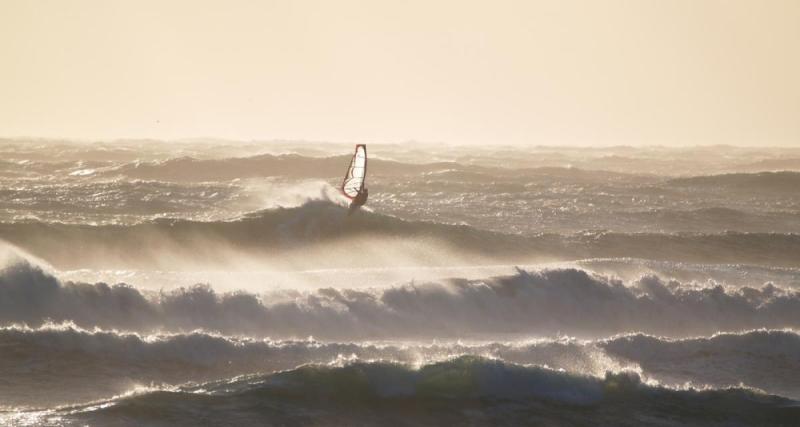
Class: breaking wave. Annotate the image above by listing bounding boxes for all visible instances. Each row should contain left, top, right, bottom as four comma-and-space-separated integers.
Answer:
15, 356, 798, 427
3, 323, 800, 407
0, 323, 612, 407
0, 200, 799, 269
2, 257, 800, 340
577, 258, 800, 290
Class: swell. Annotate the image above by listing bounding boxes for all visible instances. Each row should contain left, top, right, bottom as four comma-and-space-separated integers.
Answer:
2, 140, 800, 178
0, 148, 657, 185
618, 207, 800, 234
668, 171, 800, 193
0, 201, 799, 269
52, 151, 800, 191
31, 356, 799, 427
104, 153, 652, 183
106, 154, 477, 182
0, 179, 243, 218
2, 258, 800, 340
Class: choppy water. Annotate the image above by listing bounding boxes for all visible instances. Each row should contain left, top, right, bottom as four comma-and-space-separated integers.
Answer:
1, 139, 800, 426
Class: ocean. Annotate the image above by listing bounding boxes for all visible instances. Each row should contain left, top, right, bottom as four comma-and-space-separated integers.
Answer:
1, 139, 799, 426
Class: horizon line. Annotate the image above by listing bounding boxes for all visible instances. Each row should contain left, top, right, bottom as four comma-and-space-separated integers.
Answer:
0, 135, 798, 149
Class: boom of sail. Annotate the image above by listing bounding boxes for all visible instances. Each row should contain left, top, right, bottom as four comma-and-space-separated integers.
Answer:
341, 144, 367, 199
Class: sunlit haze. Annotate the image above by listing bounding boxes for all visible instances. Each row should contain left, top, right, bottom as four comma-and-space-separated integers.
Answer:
2, 0, 798, 145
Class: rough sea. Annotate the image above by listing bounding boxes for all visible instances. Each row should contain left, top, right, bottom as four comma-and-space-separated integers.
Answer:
1, 139, 800, 426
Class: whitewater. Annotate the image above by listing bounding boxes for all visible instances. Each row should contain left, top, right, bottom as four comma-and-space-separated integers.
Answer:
1, 139, 800, 426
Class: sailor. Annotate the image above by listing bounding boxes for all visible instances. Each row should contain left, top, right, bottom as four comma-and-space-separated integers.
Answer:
349, 187, 368, 211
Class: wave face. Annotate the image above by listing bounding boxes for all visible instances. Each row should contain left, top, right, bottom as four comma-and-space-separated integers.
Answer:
11, 357, 797, 427
603, 330, 800, 400
2, 259, 800, 341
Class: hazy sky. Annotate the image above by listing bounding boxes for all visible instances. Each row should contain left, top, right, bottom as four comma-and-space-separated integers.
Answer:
1, 0, 798, 145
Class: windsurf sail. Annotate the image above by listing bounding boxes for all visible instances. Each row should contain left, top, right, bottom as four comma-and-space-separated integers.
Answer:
342, 144, 367, 199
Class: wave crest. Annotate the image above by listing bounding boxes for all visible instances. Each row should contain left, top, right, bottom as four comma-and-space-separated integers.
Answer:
2, 258, 800, 340
49, 357, 799, 427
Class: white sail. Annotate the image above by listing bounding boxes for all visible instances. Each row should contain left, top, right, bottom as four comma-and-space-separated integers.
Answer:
342, 144, 367, 199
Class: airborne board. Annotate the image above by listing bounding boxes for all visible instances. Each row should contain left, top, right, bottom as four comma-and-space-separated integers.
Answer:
341, 144, 367, 199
